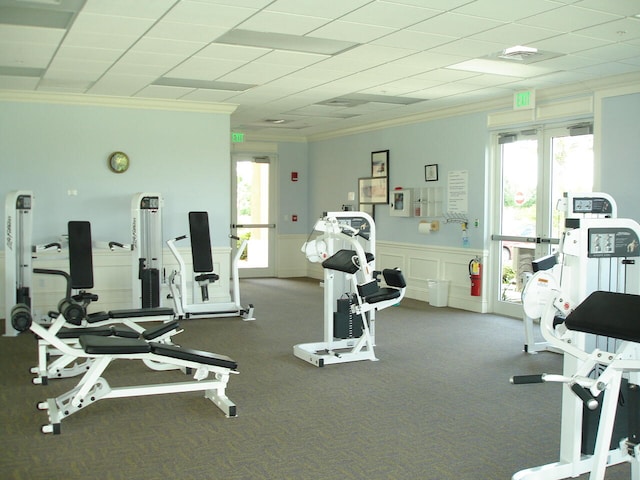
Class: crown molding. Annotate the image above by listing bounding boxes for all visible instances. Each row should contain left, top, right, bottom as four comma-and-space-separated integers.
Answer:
0, 90, 238, 115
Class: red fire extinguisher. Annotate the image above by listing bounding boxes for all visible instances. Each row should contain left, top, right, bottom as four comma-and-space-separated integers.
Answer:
469, 257, 482, 296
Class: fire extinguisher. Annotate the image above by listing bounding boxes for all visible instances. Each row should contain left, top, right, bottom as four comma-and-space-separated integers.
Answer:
469, 257, 482, 296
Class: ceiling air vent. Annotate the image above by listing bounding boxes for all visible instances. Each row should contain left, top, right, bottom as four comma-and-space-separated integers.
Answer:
499, 45, 539, 61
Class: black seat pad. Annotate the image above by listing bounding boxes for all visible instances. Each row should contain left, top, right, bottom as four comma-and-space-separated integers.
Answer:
565, 291, 640, 343
322, 250, 375, 274
58, 326, 113, 339
79, 335, 151, 355
150, 343, 237, 370
365, 288, 402, 304
108, 307, 174, 319
142, 321, 180, 340
86, 311, 110, 323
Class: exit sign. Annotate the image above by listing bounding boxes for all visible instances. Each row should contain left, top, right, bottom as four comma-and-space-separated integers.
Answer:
514, 90, 535, 110
231, 132, 245, 143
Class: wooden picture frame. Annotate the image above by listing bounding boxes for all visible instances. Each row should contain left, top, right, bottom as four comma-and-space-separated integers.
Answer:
371, 150, 389, 178
425, 164, 439, 182
359, 176, 389, 204
359, 203, 375, 219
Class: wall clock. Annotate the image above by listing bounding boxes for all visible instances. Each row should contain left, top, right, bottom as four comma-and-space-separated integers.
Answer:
108, 151, 130, 173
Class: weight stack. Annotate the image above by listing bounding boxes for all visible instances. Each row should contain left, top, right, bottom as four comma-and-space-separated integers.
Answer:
141, 268, 160, 308
333, 295, 363, 339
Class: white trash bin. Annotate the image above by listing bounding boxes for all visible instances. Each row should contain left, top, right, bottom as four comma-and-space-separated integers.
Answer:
427, 279, 449, 307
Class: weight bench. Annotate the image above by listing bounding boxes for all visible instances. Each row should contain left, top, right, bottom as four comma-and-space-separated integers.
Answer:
20, 317, 238, 434
512, 290, 640, 480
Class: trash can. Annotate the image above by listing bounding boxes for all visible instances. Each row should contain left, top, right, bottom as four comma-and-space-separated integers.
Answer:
427, 279, 449, 307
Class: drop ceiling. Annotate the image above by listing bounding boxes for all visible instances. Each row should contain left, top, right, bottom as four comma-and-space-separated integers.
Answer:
1, 0, 639, 139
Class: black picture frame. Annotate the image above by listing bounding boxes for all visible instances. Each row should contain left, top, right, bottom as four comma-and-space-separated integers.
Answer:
371, 150, 389, 178
359, 203, 375, 219
425, 164, 438, 182
358, 176, 389, 204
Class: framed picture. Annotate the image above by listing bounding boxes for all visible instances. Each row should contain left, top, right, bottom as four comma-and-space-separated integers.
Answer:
371, 150, 389, 178
359, 203, 375, 219
425, 164, 439, 182
359, 176, 389, 204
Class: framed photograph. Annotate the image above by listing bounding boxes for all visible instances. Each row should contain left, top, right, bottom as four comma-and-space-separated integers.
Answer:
371, 150, 389, 178
425, 164, 439, 182
359, 176, 389, 204
359, 203, 375, 219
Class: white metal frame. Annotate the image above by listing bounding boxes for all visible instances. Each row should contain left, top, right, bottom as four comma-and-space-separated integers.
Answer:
166, 235, 254, 320
28, 319, 238, 435
513, 207, 640, 480
294, 211, 405, 367
131, 192, 163, 308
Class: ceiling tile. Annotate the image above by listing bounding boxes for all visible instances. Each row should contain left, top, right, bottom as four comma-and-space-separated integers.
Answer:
63, 30, 139, 50
409, 12, 505, 37
517, 5, 623, 32
0, 24, 65, 44
0, 75, 39, 89
69, 13, 155, 36
162, 1, 257, 28
307, 20, 394, 44
135, 84, 196, 99
0, 40, 58, 68
384, 0, 469, 10
88, 73, 157, 96
131, 37, 206, 57
340, 2, 442, 28
81, 0, 176, 19
264, 0, 372, 18
454, 0, 562, 22
471, 23, 562, 45
530, 33, 612, 54
575, 18, 640, 42
237, 11, 331, 36
574, 42, 640, 61
429, 38, 505, 58
166, 57, 249, 81
372, 30, 456, 50
146, 20, 227, 43
573, 0, 640, 17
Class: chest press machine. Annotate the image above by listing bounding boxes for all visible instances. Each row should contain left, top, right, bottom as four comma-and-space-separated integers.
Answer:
295, 211, 406, 367
167, 211, 255, 320
512, 202, 640, 480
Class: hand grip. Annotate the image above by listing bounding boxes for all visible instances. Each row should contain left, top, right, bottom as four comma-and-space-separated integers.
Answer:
570, 383, 598, 410
510, 374, 544, 384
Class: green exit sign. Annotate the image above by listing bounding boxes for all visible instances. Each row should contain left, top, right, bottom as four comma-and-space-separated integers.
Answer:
231, 132, 245, 143
514, 90, 535, 110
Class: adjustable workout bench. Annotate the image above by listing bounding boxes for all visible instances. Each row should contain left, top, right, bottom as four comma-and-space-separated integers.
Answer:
28, 221, 178, 384
15, 313, 238, 435
512, 290, 640, 480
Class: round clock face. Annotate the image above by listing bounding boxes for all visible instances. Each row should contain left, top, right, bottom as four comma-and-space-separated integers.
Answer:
109, 151, 129, 173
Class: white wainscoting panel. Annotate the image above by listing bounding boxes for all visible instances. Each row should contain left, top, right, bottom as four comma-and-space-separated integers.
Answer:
276, 234, 308, 278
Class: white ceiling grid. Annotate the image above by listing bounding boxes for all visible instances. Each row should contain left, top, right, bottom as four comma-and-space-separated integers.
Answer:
0, 0, 638, 137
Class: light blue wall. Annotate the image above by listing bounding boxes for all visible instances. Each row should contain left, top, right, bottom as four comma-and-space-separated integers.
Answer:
308, 112, 488, 248
1, 101, 231, 247
276, 141, 310, 235
600, 92, 640, 223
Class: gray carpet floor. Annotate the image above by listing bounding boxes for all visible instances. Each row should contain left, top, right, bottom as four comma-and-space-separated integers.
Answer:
0, 277, 633, 479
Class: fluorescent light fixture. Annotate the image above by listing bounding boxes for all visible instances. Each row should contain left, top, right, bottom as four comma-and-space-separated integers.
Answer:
447, 58, 552, 77
0, 66, 45, 77
215, 29, 358, 55
318, 93, 425, 107
153, 77, 256, 91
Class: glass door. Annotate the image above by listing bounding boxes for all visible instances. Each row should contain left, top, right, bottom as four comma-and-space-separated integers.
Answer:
491, 126, 593, 317
232, 154, 276, 277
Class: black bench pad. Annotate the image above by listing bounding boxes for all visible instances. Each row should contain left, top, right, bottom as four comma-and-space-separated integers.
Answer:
108, 307, 174, 319
565, 291, 640, 343
150, 343, 237, 370
58, 326, 113, 339
322, 249, 375, 274
87, 311, 110, 323
80, 335, 151, 355
142, 321, 180, 340
365, 288, 402, 304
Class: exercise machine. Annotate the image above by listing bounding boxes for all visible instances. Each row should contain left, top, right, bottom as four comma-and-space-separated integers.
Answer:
295, 211, 406, 367
167, 211, 254, 320
4, 190, 61, 337
512, 200, 640, 479
131, 193, 163, 308
13, 310, 238, 435
522, 192, 617, 354
28, 221, 176, 385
